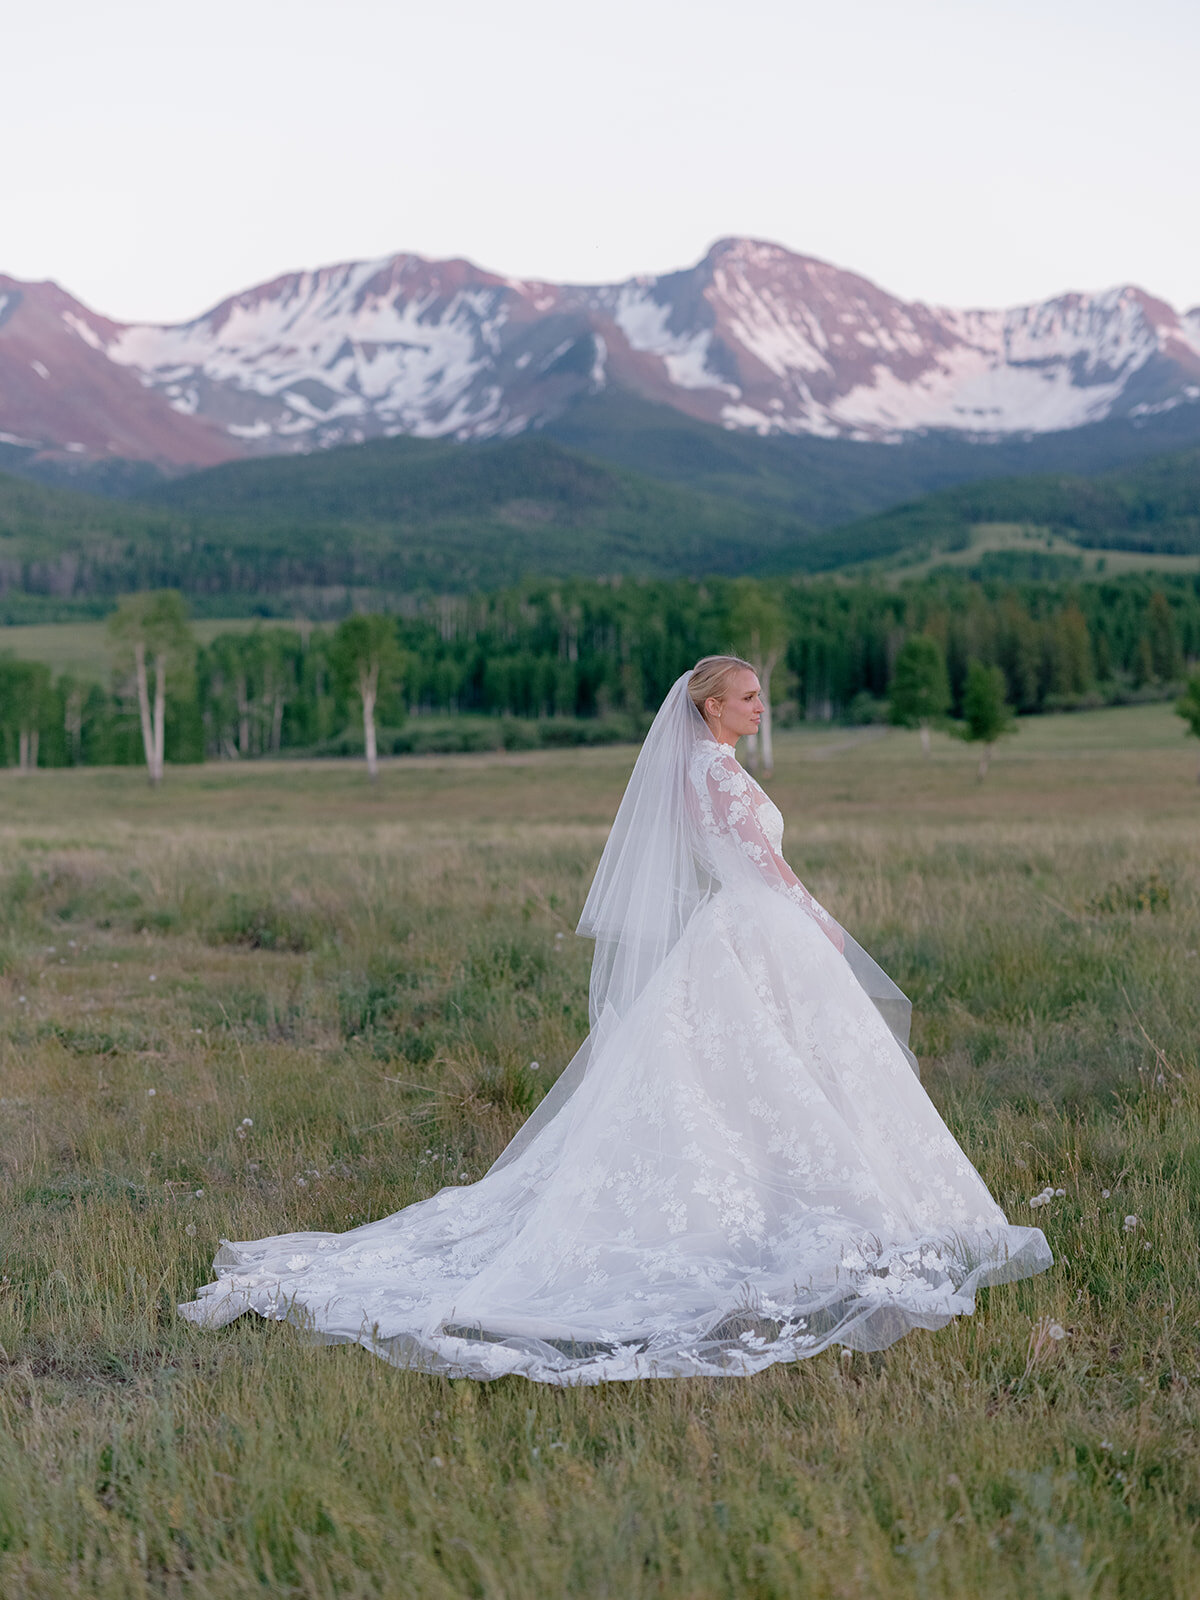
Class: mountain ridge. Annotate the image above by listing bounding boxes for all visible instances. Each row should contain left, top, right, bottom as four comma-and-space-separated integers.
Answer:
3, 239, 1199, 470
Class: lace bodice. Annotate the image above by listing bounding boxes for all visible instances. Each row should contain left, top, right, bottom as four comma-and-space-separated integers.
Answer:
689, 739, 842, 949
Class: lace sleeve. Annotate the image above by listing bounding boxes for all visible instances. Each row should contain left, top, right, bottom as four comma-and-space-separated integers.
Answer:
701, 750, 845, 953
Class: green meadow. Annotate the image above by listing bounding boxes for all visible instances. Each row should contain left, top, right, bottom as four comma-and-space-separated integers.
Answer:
0, 703, 1197, 1597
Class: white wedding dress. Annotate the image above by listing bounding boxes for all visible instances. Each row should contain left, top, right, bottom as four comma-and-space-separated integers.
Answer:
181, 691, 1052, 1384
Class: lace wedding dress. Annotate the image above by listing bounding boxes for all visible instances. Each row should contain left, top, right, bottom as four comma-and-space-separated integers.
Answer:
180, 680, 1052, 1383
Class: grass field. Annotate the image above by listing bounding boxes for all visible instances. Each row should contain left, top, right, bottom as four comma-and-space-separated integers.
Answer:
860, 522, 1200, 583
1, 704, 1198, 1598
0, 618, 326, 680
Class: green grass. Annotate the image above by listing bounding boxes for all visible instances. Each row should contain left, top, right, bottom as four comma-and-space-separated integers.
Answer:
859, 522, 1200, 584
0, 704, 1198, 1596
0, 617, 319, 679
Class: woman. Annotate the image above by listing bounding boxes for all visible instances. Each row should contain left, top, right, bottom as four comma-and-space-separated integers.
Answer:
181, 657, 1052, 1382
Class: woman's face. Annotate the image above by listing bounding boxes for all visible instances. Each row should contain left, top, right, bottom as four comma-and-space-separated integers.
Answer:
707, 668, 763, 745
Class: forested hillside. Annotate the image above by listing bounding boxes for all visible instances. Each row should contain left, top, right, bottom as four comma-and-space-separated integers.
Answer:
0, 438, 809, 610
798, 449, 1200, 572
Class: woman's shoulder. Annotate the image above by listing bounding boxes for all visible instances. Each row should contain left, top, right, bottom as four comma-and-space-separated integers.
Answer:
690, 738, 748, 787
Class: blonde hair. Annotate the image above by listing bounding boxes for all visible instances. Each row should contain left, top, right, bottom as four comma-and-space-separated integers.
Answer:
687, 655, 755, 718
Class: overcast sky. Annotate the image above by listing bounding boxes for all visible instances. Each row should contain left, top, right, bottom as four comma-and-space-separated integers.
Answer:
2, 0, 1196, 325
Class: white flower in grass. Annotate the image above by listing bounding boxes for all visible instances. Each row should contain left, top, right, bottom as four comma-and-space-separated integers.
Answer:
1123, 1215, 1139, 1232
146, 1088, 156, 1097
185, 1223, 196, 1237
1101, 1189, 1111, 1198
529, 1061, 540, 1072
241, 1118, 253, 1127
1055, 1188, 1065, 1197
1046, 1322, 1067, 1341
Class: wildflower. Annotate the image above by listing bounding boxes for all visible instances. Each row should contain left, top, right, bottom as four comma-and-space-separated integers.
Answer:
1123, 1215, 1139, 1232
242, 1118, 253, 1127
1054, 1188, 1065, 1198
1100, 1440, 1112, 1451
147, 1088, 156, 1097
1046, 1322, 1067, 1341
193, 1189, 203, 1197
185, 1223, 197, 1236
1101, 1189, 1111, 1198
529, 1060, 540, 1072
149, 974, 157, 983
296, 1176, 307, 1187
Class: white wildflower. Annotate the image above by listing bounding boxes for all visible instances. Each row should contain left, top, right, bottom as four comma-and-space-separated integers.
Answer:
185, 1223, 196, 1237
241, 1118, 253, 1127
149, 975, 157, 983
529, 1061, 540, 1072
1123, 1215, 1139, 1232
1055, 1188, 1065, 1198
1101, 1189, 1111, 1198
146, 1088, 156, 1097
1046, 1322, 1067, 1341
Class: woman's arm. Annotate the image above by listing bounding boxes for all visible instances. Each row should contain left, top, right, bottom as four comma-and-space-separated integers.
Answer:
702, 753, 845, 952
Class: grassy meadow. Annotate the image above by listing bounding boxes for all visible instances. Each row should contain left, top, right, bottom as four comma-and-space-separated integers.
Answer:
0, 703, 1198, 1598
0, 618, 316, 681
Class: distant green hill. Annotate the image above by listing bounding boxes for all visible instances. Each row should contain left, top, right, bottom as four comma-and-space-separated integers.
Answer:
0, 435, 812, 611
799, 448, 1200, 573
541, 390, 1200, 527
5, 424, 1199, 620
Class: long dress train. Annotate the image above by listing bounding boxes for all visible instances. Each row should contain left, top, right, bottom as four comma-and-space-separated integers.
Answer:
180, 736, 1052, 1383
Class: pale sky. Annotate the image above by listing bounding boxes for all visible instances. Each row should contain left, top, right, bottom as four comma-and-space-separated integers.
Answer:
2, 0, 1197, 325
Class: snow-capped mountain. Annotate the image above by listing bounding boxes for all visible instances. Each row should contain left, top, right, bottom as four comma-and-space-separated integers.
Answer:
3, 239, 1200, 467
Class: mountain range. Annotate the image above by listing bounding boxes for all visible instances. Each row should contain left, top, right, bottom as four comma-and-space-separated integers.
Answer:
4, 238, 1200, 474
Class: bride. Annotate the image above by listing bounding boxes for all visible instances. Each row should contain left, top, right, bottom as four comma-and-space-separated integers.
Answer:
181, 656, 1052, 1382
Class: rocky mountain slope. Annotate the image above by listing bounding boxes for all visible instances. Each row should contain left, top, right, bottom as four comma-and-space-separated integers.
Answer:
3, 239, 1200, 468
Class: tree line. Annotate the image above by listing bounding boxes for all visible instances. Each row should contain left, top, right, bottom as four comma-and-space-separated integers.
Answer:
1, 572, 1197, 776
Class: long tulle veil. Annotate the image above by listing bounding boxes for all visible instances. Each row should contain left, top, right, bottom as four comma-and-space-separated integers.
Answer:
492, 674, 917, 1174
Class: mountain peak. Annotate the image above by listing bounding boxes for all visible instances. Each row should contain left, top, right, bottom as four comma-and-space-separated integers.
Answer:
2, 244, 1199, 466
